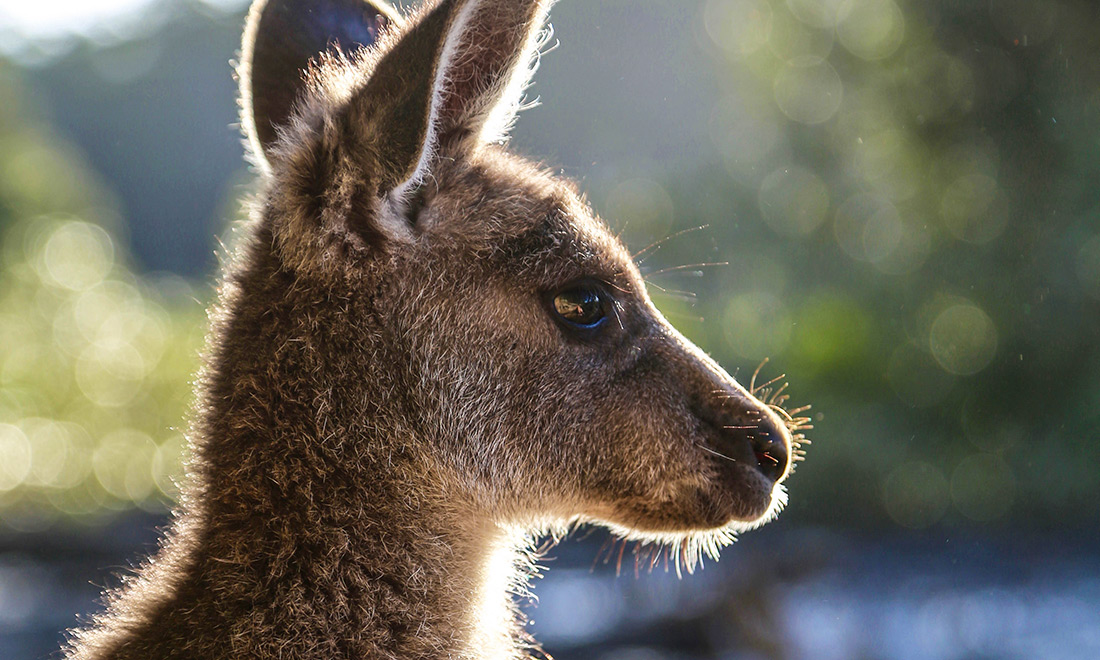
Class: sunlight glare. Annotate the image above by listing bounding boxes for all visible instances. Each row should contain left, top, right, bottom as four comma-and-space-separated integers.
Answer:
0, 0, 248, 43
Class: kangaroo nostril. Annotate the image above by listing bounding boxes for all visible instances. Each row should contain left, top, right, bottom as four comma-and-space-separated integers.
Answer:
748, 413, 790, 484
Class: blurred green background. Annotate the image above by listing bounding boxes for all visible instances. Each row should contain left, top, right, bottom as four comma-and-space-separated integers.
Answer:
1, 0, 1098, 658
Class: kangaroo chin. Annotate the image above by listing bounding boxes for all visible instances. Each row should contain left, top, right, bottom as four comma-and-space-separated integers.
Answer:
63, 0, 807, 658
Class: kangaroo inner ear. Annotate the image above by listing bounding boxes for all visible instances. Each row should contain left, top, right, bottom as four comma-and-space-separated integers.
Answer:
240, 0, 400, 167
344, 0, 552, 203
433, 0, 553, 146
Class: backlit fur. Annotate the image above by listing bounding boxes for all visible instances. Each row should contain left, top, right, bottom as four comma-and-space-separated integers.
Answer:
63, 1, 801, 658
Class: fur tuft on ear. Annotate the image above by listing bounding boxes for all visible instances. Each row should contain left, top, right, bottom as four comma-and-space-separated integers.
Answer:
239, 0, 401, 170
476, 16, 555, 145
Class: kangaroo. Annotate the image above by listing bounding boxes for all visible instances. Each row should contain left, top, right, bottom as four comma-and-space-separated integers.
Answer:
63, 0, 808, 658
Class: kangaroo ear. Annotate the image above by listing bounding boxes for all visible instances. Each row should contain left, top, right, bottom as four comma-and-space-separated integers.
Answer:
346, 0, 553, 200
240, 0, 401, 168
429, 0, 554, 147
250, 0, 553, 273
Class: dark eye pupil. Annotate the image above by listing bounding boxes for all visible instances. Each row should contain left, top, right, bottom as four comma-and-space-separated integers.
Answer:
553, 288, 604, 326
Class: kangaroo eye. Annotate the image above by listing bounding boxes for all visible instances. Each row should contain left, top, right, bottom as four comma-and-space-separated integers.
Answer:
552, 286, 606, 328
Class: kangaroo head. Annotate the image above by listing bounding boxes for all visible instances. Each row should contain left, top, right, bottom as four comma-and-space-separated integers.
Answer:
239, 0, 799, 565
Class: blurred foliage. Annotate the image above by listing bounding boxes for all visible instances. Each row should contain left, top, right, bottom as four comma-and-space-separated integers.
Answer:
0, 0, 1098, 534
0, 65, 204, 530
621, 0, 1100, 531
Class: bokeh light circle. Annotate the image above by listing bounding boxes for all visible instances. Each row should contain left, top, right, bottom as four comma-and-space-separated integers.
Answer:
853, 129, 920, 200
929, 303, 998, 375
605, 178, 675, 238
759, 166, 830, 237
883, 461, 950, 529
902, 46, 975, 123
711, 95, 780, 179
75, 342, 148, 408
93, 429, 158, 502
724, 291, 792, 360
39, 220, 115, 291
153, 433, 187, 499
0, 424, 33, 492
834, 193, 902, 262
773, 57, 843, 125
785, 0, 839, 30
940, 174, 1009, 244
873, 222, 931, 275
704, 0, 773, 60
21, 419, 92, 490
837, 0, 905, 61
767, 5, 835, 61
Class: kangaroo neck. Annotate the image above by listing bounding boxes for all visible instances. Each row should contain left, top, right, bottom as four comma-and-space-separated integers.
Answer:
180, 260, 530, 659
185, 459, 528, 660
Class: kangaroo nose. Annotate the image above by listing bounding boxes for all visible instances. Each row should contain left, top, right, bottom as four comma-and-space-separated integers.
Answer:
692, 386, 794, 486
743, 408, 790, 484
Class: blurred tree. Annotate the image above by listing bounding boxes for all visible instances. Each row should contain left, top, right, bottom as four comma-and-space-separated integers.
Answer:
629, 0, 1100, 531
0, 63, 204, 530
1, 0, 1098, 534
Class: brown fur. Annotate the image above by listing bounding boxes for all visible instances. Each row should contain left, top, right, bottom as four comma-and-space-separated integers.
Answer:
63, 1, 800, 658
